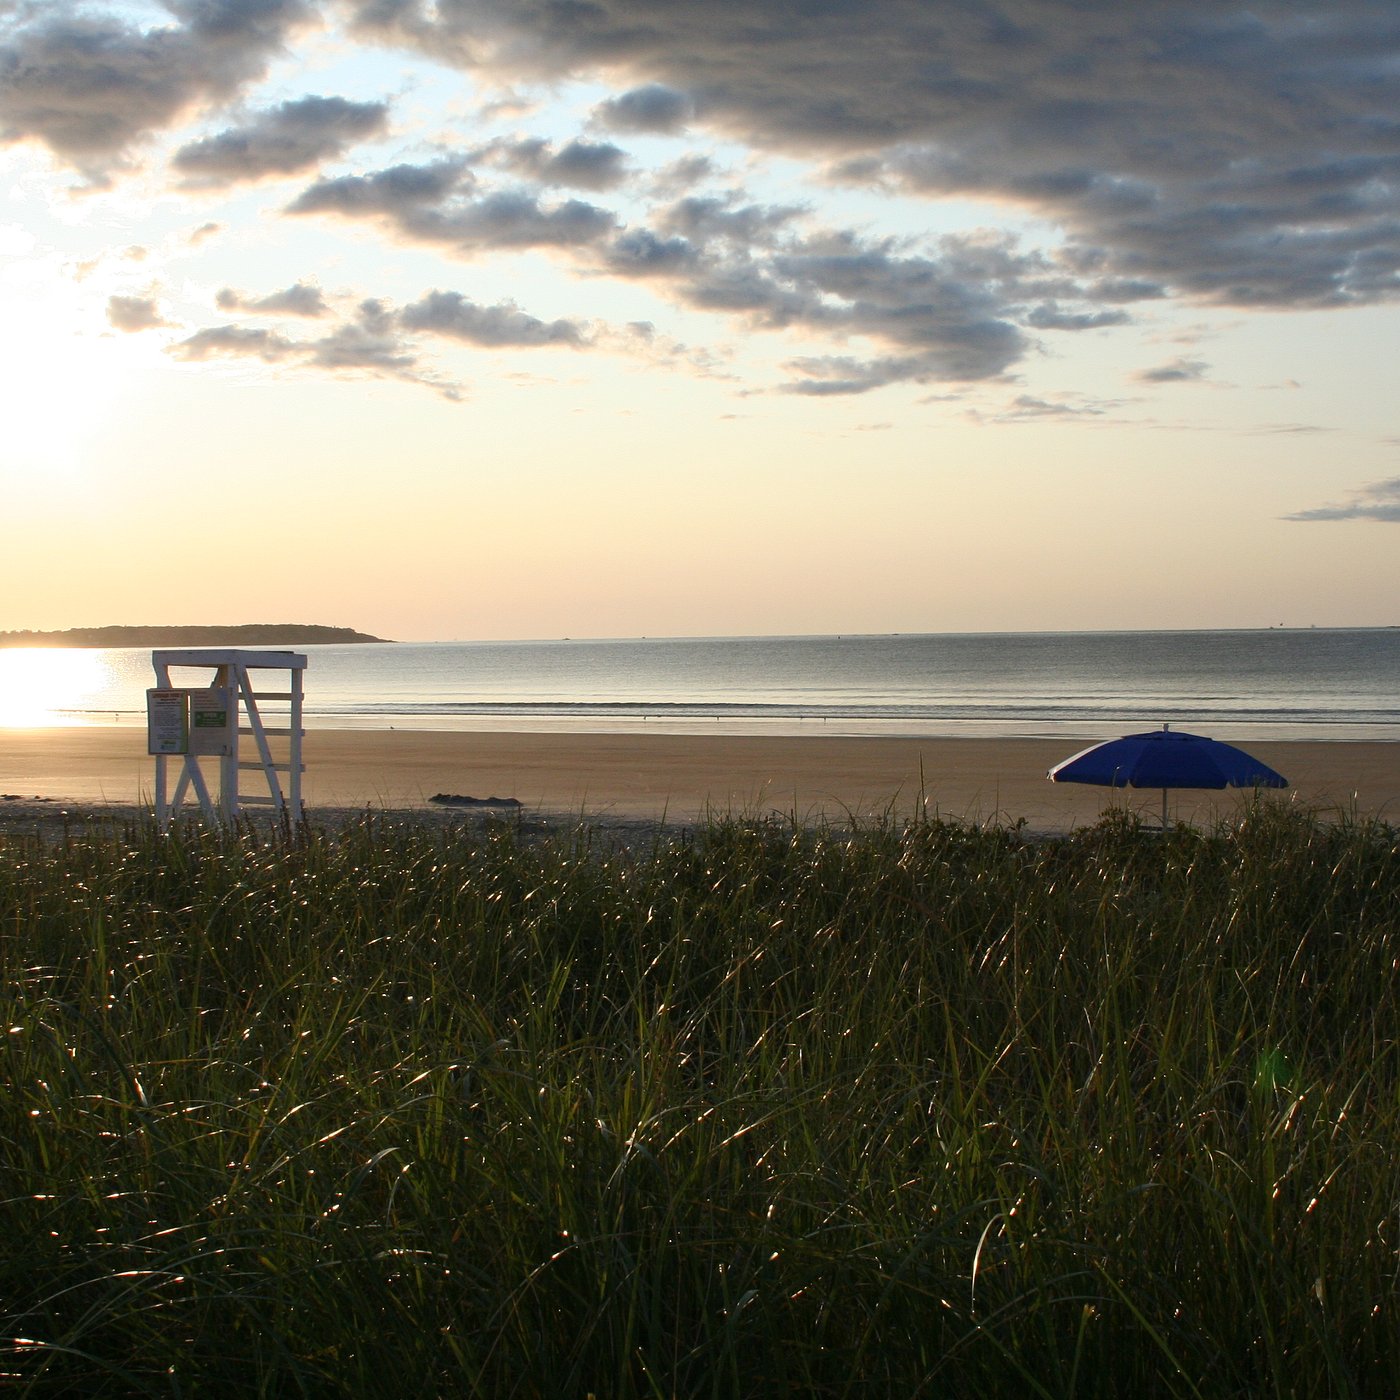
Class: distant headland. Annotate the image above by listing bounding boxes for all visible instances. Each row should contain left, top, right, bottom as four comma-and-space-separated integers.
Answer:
0, 625, 392, 648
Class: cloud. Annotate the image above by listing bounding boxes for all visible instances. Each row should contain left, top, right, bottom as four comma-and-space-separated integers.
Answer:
33, 1, 1400, 404
484, 137, 629, 190
992, 394, 1110, 422
173, 95, 389, 184
399, 290, 586, 347
352, 1, 1400, 314
648, 154, 717, 197
171, 324, 299, 361
277, 144, 1162, 395
1025, 302, 1130, 331
106, 294, 169, 331
286, 157, 472, 217
1136, 357, 1210, 384
1286, 477, 1400, 522
594, 84, 692, 134
172, 300, 460, 397
1089, 278, 1169, 304
599, 227, 698, 278
216, 282, 329, 316
779, 354, 938, 397
305, 297, 419, 373
288, 159, 617, 251
0, 0, 312, 175
439, 189, 618, 249
658, 196, 803, 248
690, 230, 1041, 389
166, 284, 612, 396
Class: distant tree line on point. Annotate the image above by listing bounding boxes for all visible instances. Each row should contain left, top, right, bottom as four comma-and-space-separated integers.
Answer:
0, 624, 391, 648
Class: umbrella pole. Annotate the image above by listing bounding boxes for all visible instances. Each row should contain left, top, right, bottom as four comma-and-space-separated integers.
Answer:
1161, 788, 1168, 830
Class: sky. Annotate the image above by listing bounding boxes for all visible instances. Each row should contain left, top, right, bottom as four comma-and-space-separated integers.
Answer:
3, 0, 1400, 641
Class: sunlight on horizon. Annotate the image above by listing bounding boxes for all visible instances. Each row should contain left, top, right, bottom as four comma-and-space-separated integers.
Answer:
0, 649, 111, 727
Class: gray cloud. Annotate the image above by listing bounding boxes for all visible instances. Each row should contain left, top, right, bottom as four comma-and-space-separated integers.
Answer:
594, 84, 692, 134
400, 290, 586, 346
1024, 302, 1131, 331
171, 324, 298, 361
286, 157, 472, 216
345, 1, 1400, 314
0, 0, 311, 174
779, 355, 932, 397
1286, 477, 1400, 522
599, 227, 698, 278
282, 149, 1125, 393
173, 95, 389, 184
171, 299, 459, 396
575, 218, 1051, 389
976, 394, 1114, 423
216, 281, 329, 315
485, 136, 628, 190
306, 298, 416, 372
106, 294, 168, 331
1088, 278, 1169, 304
8, 0, 1400, 392
289, 159, 617, 251
437, 189, 617, 248
659, 196, 803, 248
48, 0, 1400, 402
648, 154, 717, 197
1136, 357, 1210, 384
166, 283, 612, 395
691, 231, 1042, 389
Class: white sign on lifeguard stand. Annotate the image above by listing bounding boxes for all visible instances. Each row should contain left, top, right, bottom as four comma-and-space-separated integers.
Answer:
148, 650, 307, 828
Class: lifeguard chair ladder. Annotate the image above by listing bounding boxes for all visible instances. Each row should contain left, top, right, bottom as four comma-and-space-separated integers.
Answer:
151, 649, 307, 828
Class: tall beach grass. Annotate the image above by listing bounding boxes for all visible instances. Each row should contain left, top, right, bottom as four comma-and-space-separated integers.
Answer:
2, 804, 1397, 1396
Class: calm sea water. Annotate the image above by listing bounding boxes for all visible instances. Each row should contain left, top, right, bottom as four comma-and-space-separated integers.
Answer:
23, 629, 1400, 741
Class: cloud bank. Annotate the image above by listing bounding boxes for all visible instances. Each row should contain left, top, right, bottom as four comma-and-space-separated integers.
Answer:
342, 0, 1400, 314
11, 0, 1400, 416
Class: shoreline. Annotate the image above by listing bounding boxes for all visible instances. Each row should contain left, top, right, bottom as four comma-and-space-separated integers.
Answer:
2, 726, 1397, 833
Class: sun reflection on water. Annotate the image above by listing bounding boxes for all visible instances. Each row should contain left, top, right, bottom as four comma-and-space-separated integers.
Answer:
0, 649, 111, 727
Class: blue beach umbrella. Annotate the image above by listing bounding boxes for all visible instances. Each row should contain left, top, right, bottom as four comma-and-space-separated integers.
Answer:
1048, 724, 1287, 827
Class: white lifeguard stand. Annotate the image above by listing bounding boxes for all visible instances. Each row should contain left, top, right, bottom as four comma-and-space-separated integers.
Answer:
148, 650, 307, 828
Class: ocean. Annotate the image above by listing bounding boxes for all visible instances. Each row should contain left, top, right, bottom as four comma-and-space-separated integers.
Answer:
8, 629, 1399, 741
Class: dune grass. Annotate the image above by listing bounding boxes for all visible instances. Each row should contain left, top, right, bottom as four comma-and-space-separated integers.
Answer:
2, 803, 1397, 1397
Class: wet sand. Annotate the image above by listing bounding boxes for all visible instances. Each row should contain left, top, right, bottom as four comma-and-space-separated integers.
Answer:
2, 726, 1398, 831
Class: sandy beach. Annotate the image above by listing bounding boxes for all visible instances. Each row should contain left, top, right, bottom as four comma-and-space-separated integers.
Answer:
3, 725, 1399, 831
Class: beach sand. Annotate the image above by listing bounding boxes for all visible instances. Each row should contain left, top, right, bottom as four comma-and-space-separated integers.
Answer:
2, 726, 1398, 831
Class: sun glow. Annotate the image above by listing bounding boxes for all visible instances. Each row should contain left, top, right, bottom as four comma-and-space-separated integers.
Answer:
0, 649, 111, 727
0, 260, 135, 478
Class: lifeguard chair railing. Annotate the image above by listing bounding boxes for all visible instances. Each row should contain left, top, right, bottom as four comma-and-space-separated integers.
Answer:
148, 649, 306, 828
